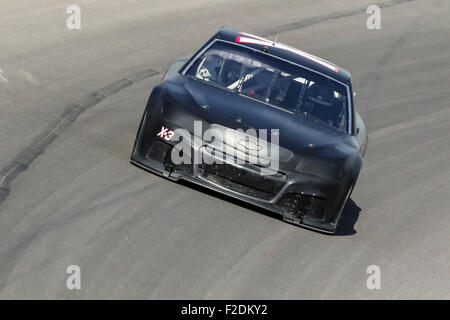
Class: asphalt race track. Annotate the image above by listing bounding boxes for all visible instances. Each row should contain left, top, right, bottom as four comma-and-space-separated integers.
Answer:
0, 0, 449, 299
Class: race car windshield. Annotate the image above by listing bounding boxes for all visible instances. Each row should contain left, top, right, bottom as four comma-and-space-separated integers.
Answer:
186, 41, 350, 132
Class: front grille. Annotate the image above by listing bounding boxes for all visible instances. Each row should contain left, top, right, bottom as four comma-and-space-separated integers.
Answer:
198, 168, 274, 200
198, 161, 286, 200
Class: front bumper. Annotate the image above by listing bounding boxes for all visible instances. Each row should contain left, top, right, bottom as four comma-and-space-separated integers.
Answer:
131, 135, 352, 234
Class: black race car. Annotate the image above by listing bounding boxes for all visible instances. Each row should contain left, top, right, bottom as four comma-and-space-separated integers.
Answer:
131, 28, 368, 233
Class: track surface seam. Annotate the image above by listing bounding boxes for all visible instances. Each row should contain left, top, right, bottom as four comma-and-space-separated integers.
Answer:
0, 69, 160, 205
262, 0, 416, 37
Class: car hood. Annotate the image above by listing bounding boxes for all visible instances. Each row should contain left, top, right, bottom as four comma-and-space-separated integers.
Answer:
164, 76, 358, 165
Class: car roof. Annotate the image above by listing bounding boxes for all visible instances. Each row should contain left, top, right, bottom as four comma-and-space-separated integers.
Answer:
211, 28, 352, 85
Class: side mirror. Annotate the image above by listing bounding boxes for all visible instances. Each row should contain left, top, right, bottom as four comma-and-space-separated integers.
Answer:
356, 127, 360, 135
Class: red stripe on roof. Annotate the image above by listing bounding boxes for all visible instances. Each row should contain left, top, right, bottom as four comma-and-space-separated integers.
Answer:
235, 33, 339, 72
